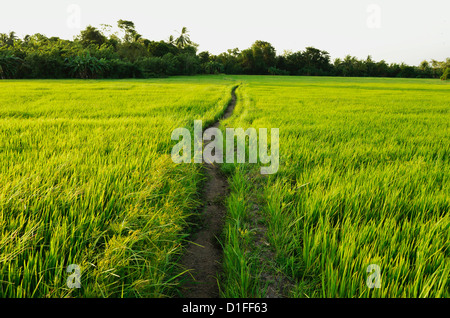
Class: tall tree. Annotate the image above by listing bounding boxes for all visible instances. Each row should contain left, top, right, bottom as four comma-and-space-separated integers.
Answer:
78, 25, 107, 47
239, 41, 276, 74
0, 31, 17, 47
175, 27, 192, 49
117, 20, 141, 43
167, 35, 175, 45
252, 40, 276, 70
301, 47, 331, 75
441, 67, 449, 81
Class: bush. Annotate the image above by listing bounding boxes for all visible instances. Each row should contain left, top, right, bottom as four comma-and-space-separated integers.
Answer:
87, 44, 120, 60
268, 67, 289, 75
0, 51, 22, 79
135, 57, 167, 77
161, 53, 181, 76
66, 54, 109, 79
148, 41, 178, 57
103, 59, 142, 78
398, 64, 417, 78
204, 61, 223, 74
441, 68, 449, 81
23, 52, 66, 78
177, 53, 200, 75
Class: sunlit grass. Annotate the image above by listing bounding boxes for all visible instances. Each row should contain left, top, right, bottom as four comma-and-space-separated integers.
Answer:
222, 76, 449, 298
0, 77, 236, 297
1, 75, 448, 298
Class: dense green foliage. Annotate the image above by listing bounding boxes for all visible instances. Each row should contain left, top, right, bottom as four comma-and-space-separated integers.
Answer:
1, 23, 449, 79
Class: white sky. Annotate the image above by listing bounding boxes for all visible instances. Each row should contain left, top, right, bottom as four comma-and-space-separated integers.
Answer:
1, 0, 449, 65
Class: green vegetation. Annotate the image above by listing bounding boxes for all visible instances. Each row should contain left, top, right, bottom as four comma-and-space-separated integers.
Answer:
0, 77, 235, 297
0, 75, 448, 298
1, 22, 449, 79
441, 68, 449, 81
219, 76, 449, 298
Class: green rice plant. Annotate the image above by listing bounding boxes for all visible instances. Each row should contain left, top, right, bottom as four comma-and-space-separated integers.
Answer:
222, 75, 449, 298
219, 165, 264, 298
2, 75, 447, 298
0, 76, 236, 297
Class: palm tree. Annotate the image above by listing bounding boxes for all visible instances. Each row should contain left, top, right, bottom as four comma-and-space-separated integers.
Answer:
0, 33, 8, 46
0, 32, 17, 47
175, 27, 191, 49
0, 52, 22, 79
7, 32, 17, 46
167, 35, 175, 45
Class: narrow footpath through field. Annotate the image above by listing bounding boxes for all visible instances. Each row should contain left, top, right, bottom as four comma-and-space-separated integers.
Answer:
179, 86, 238, 298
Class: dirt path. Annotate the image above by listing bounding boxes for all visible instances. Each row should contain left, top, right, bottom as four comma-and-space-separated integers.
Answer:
179, 86, 238, 298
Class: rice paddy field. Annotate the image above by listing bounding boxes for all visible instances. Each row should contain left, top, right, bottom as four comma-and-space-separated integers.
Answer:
0, 75, 448, 298
0, 77, 235, 297
221, 76, 449, 298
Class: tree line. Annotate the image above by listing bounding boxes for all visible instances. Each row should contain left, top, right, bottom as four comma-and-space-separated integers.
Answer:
1, 20, 449, 80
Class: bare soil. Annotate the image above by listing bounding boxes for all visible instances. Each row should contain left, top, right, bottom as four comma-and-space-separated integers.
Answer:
179, 86, 237, 298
